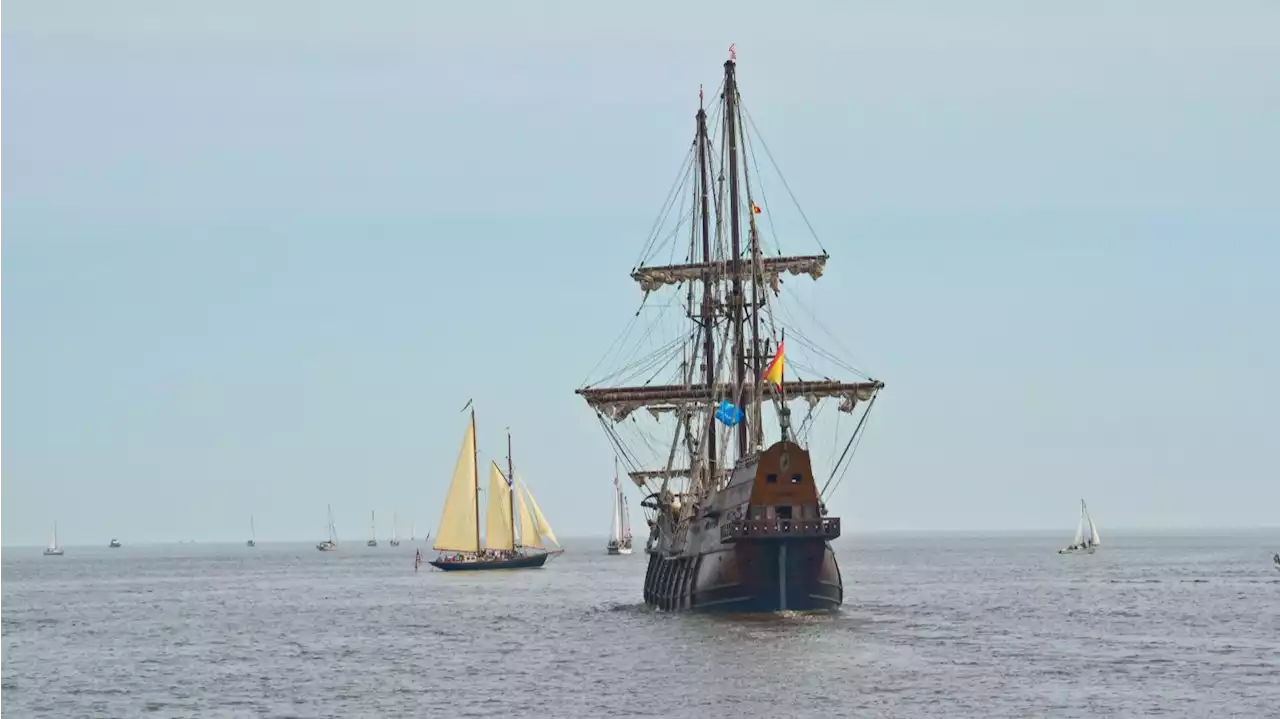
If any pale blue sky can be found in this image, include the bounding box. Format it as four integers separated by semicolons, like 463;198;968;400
4;1;1278;545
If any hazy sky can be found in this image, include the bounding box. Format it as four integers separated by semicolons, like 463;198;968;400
4;1;1278;545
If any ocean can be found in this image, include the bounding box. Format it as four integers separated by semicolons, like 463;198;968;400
3;531;1277;718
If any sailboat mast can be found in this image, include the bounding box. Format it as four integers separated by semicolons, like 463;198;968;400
472;408;480;553
507;429;517;551
723;56;748;460
696;94;717;474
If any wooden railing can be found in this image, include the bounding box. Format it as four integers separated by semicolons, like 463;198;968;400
719;517;841;542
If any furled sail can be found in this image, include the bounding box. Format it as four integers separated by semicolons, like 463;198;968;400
515;485;543;549
520;477;559;547
483;462;514;551
433;420;479;553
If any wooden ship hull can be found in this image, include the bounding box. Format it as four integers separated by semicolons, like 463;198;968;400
642;440;842;612
429;552;549;572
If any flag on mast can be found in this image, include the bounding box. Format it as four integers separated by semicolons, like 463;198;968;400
762;340;785;388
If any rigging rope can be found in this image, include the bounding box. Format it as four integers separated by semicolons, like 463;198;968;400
819;394;878;500
741;106;828;255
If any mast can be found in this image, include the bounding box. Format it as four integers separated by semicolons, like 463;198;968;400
472;407;481;553
696;89;717;475
724;56;748;460
507;429;517;551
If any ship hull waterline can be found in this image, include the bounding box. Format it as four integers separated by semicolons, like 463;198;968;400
430;552;550;572
643;539;842;613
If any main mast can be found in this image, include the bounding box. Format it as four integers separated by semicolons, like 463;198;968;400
508;429;517;551
723;57;748;460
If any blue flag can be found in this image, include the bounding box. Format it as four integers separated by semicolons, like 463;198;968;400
715;400;744;427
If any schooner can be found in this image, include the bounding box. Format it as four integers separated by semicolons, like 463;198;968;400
575;46;884;611
429;402;560;571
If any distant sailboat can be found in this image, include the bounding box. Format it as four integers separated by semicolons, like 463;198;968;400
317;504;338;551
366;510;378;547
1059;499;1101;554
1272;552;1279;572
606;459;633;555
108;538;122;548
429;404;561;571
246;515;257;548
44;523;65;556
390;512;401;546
411;521;417;542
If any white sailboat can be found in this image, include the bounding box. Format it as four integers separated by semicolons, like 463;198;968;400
411;521;417;542
317;504;338;551
1059;498;1101;554
390;512;401;546
429;406;561;571
44;523;65;556
606;459;633;555
366;510;378;547
246;515;256;548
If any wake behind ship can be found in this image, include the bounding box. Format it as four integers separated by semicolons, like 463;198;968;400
575;47;884;612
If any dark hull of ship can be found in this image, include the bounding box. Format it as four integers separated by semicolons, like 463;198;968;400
640;440;844;613
430;552;549;571
643;539;841;612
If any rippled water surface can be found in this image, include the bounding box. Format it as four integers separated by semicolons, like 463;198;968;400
4;532;1278;717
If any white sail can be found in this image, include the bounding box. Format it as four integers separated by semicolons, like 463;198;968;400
1085;502;1102;546
621;494;632;542
520;477;558;547
483;462;515;551
391;513;398;542
515;485;543;549
1072;501;1087;546
250;515;256;541
369;510;377;543
609;481;623;543
328;505;338;543
48;523;59;551
433;419;480;553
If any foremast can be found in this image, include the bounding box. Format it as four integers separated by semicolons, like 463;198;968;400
576;48;884;517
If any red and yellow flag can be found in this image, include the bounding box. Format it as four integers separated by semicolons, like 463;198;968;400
762;340;785;387
751;201;762;215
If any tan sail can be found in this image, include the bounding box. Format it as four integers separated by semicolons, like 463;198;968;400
483;462;514;551
432;419;479;553
515;484;543;549
520;478;559;547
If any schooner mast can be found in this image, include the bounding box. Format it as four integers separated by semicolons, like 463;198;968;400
576;47;883;513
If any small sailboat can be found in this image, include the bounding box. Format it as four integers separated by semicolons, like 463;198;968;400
411;521;417;542
44;523;65;556
246;515;257;548
366;510;378;547
1059;499;1101;554
429;403;561;571
390;512;401;546
316;504;338;551
606;459;633;555
108;538;122;548
1272;552;1279;572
